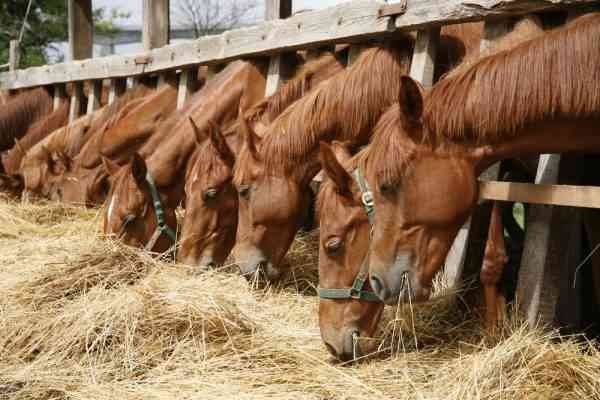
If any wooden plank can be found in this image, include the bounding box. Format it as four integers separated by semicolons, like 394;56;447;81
176;67;199;110
4;0;594;90
143;0;170;51
516;155;583;325
9;40;20;71
264;0;293;97
69;81;84;123
68;0;93;61
53;84;67;111
108;78;126;104
479;181;600;208
409;28;440;87
86;80;102;115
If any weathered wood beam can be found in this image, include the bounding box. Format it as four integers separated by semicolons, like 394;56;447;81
143;0;170;51
264;0;293;97
9;40;20;71
108;78;126;104
479;181;600;208
86;80;102;115
4;0;596;90
68;81;84;123
53;84;67;111
68;0;93;61
408;28;440;87
176;67;199;110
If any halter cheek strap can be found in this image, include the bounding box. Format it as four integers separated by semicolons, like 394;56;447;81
143;172;178;253
318;167;382;303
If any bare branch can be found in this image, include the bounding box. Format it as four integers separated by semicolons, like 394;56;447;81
171;0;258;38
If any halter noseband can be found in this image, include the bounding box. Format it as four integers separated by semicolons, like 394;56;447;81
117;172;178;253
318;168;381;303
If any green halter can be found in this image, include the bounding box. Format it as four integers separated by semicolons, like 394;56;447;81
143;172;178;253
318;168;381;303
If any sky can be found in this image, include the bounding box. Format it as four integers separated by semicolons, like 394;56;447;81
77;0;351;58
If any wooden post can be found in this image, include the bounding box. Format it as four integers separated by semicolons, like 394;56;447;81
445;20;510;290
143;0;170;51
69;81;84;123
68;0;93;61
126;77;138;89
53;84;67;111
409;28;441;87
177;67;199;110
9;40;20;71
516;10;586;328
86;80;102;115
108;78;126;104
264;0;293;96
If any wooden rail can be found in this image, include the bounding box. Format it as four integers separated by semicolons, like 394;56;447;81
1;0;598;89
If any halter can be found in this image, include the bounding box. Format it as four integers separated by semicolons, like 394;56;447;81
143;172;178;252
318;168;381;303
117;172;178;253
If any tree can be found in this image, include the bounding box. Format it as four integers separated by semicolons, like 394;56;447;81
0;2;130;69
0;0;68;68
171;0;258;38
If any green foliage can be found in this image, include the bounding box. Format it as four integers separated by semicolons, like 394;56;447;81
0;2;130;69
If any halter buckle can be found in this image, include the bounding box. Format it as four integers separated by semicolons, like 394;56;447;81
361;191;374;208
350;289;361;300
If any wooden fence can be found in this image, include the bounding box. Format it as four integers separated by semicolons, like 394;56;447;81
2;0;600;327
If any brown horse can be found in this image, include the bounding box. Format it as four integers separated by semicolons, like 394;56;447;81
19;84;153;201
0;87;53;153
54;81;179;206
233;25;483;281
103;60;267;253
362;14;600;304
178;49;347;268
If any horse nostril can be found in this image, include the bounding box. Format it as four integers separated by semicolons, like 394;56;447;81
324;342;338;357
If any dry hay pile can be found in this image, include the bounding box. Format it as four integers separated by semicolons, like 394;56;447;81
0;196;599;400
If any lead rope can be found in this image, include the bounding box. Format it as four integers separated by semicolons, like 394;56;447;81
572;241;600;289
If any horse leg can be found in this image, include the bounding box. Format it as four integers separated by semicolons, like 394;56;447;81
481;202;509;333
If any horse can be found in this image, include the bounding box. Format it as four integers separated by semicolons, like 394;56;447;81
178;49;347;268
102;60;268;254
53;79;180;206
19;84;153;201
358;14;600;305
0;86;53;153
233;24;482;281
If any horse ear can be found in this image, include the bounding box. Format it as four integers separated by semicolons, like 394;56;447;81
189;117;206;145
398;76;424;128
130;153;147;187
101;156;121;176
207;120;235;168
239;115;261;161
319;141;353;197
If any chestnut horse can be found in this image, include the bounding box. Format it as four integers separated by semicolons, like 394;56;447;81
19;84;153;201
54;81;179;206
360;14;600;304
233;25;482;281
178;49;347;268
103;60;267;254
0;87;53;153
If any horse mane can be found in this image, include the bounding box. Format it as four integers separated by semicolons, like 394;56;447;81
423;13;600;145
2;101;70;175
0;87;53;152
235;36;414;184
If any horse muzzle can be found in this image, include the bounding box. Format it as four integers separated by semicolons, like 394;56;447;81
236;246;281;281
369;251;417;305
323;327;361;362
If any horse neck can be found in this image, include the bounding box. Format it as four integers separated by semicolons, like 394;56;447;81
477;117;600;175
148;62;266;187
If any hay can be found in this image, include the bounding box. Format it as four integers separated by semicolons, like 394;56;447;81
1;199;599;400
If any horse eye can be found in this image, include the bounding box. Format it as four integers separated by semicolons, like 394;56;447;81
325;237;344;254
238;185;250;199
379;183;394;195
203;188;218;202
